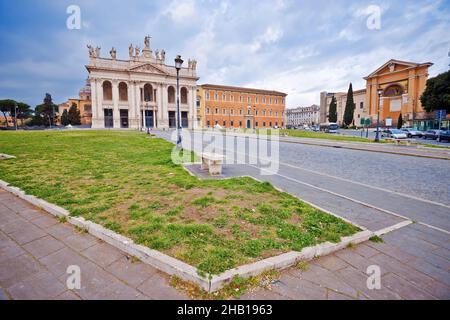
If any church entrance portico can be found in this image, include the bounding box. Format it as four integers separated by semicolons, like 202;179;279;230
87;36;199;130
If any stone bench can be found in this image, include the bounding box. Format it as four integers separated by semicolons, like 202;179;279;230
201;153;224;176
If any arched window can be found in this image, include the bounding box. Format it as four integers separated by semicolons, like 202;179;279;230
119;82;128;101
168;86;175;103
181;87;188;104
144;84;153;102
384;84;404;97
103;81;112;101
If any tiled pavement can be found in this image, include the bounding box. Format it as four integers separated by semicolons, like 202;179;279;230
1;188;449;300
0;189;187;300
240;224;450;300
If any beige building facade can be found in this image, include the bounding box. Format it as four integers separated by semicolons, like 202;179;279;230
320;89;368;127
87;36;199;130
286;105;320;128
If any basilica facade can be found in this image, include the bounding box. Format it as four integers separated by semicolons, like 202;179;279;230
86;36;199;130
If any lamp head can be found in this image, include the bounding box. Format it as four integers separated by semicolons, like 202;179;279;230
174;55;184;70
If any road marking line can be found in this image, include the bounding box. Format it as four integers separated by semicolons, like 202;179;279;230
249;164;450;235
275;159;450;209
375;221;414;236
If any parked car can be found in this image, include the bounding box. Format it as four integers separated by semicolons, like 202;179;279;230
401;128;423;138
422;130;444;140
436;130;450;142
381;129;408;139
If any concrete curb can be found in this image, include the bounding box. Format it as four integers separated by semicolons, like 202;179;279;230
0;179;373;292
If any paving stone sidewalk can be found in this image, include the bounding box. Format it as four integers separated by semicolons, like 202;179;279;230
0;189;187;300
1;188;449;300
240;223;450;300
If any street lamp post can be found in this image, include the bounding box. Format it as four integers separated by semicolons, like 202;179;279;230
375;89;383;142
174;55;184;149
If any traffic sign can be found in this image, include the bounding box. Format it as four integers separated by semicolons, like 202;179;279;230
435;110;446;120
365;118;371;126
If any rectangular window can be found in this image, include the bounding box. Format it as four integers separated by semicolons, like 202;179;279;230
214;93;218;100
215;108;219;114
255;96;259;103
207;120;210;126
247;96;251;103
239;96;243;102
230;94;234;102
222;108;226;115
223;121;226;126
230;120;234;126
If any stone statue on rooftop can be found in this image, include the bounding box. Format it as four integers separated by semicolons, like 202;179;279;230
129;44;134;58
144;35;151;49
110;47;117;60
135;46;140;57
95;46;101;58
87;45;95;58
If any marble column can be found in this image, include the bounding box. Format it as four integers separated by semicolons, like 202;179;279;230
160;84;169;129
95;80;104;128
135;83;142;130
89;78;99;128
112;81;120;128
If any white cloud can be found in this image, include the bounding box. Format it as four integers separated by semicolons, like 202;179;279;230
163;0;196;23
250;25;283;52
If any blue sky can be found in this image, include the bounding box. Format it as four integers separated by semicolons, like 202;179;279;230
0;0;449;108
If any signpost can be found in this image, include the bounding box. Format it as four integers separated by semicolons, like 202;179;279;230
435;109;446;141
360;118;371;138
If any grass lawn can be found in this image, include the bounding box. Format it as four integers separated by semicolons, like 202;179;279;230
0;130;358;275
280;129;383;143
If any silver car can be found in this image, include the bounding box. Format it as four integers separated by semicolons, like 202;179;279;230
401;128;423;138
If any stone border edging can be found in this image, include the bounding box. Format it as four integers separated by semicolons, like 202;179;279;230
0;179;373;292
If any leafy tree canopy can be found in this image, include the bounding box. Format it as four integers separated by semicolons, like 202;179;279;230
420;70;450;113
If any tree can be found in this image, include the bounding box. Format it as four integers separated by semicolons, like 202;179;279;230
16;102;32;127
0;99;16;127
397;113;403;129
328;96;337;123
343;83;355;127
420;70;450;113
68;103;81;125
35;93;58;127
61;109;69;126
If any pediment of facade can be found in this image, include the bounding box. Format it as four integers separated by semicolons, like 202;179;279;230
129;63;168;75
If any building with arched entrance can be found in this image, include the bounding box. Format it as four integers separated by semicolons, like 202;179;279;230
364;59;433;128
86;36;199;130
320;59;436;129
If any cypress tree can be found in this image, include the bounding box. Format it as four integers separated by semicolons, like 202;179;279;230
61;109;69;126
343;83;355;127
68;103;81;125
328;96;337;123
397;113;403;129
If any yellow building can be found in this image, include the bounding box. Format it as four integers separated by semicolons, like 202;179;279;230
365;59;433;128
58;80;93;125
197;84;287;129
